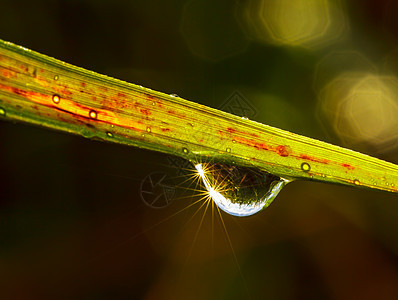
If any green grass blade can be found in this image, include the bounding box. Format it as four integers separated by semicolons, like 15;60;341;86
0;39;397;193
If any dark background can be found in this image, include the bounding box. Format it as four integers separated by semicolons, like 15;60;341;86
1;0;398;299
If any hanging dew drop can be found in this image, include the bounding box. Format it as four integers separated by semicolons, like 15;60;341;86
195;163;289;217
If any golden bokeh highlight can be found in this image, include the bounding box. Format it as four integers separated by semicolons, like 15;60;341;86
313;51;377;93
240;0;348;49
318;72;398;152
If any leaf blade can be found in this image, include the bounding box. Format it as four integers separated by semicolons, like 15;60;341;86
0;39;397;193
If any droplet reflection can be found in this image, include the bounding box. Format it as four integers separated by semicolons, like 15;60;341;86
196;163;289;217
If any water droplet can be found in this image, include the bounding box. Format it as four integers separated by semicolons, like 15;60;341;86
301;162;311;172
170;94;179;98
111;124;114;128
106;132;113;137
354;179;360;186
89;110;97;119
146;127;151;133
182;147;189;154
195;163;289;217
81;129;94;138
54;75;59;81
241;116;249;120
226;148;231;153
52;94;60;104
0;107;6;116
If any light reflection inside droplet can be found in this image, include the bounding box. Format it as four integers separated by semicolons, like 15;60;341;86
195;163;289;217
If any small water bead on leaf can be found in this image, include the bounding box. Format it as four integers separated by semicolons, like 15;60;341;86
54;75;59;81
170;94;179;98
89;110;97;119
146;127;151;133
301;162;311;172
182;147;189;154
195;163;289;217
52;94;60;104
106;132;113;137
0;107;6;116
354;179;360;186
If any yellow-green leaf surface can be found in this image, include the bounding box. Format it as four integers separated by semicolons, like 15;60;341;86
0;39;397;193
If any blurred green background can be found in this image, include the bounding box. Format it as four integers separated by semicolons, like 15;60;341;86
1;0;398;298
